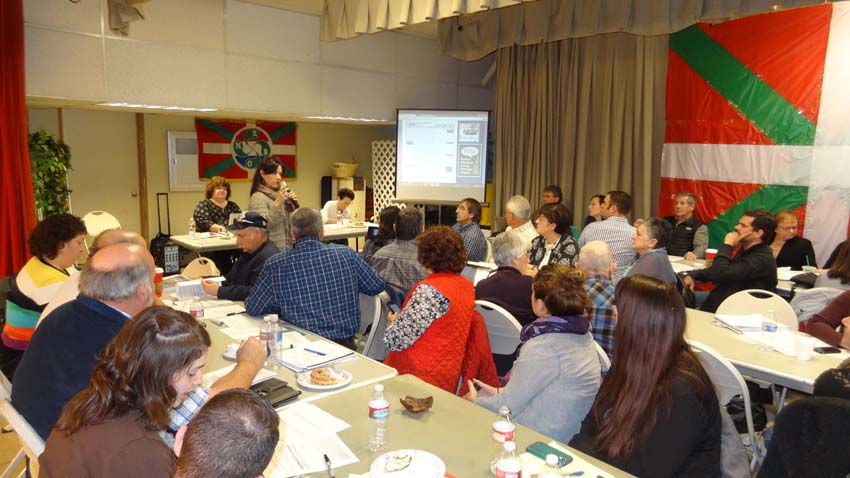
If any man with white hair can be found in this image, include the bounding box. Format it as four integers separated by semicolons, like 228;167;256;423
504;195;537;244
576;241;616;358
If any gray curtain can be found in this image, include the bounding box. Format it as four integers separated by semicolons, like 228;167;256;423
491;32;668;222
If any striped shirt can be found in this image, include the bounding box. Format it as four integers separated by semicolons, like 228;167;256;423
578;216;637;284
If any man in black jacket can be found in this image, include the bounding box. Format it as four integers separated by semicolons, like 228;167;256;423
202;211;278;300
683;209;777;313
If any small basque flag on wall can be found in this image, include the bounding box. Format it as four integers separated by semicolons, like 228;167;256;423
195;118;297;181
659;3;850;265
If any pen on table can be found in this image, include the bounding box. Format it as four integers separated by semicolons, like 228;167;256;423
226;310;246;316
323;453;335;478
304;348;327;356
209;319;226;327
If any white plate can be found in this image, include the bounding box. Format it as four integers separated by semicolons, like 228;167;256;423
370;449;446;478
222;345;239;361
295;368;352;391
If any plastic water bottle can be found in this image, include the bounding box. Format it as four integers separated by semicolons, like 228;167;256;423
336;209;343;224
368;384;389;451
760;308;777;351
538;454;563;477
188;217;196;238
493;441;521;478
490;406;516;473
259;316;271;347
266;316;279;369
189;297;204;319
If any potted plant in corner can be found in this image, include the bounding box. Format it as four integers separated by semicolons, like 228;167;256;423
28;130;72;220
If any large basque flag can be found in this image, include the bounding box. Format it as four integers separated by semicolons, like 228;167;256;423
195;118;296;180
659;3;850;265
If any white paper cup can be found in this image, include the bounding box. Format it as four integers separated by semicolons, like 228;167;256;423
795;336;815;361
802;265;818;273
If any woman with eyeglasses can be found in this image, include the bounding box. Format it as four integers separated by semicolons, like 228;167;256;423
569;275;721;477
770;210;816;270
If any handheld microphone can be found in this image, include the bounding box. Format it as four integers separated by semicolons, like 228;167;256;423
280;181;300;208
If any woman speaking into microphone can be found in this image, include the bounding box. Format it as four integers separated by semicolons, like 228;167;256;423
249;157;299;251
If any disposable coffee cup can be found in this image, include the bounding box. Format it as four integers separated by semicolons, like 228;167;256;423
154;267;164;297
795;335;815;361
705;248;718;267
802;265;818;273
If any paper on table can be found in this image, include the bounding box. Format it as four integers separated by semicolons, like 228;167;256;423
264;431;358;478
519;441;617;478
176;277;226;299
203;304;247;319
776;267;809;281
277;340;354;372
670;262;697;273
202;364;276;388
279;403;350;437
714;313;765;332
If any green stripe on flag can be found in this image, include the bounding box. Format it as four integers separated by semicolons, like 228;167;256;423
670;26;816;145
706;185;809;248
204;157;235;178
282;163;296;178
269;123;295;142
199;119;235;141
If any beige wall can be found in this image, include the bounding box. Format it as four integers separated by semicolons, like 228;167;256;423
27;107;393;241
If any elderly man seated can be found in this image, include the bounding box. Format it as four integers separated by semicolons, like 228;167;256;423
202;211;279;301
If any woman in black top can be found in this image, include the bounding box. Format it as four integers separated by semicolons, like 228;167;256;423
362;205;400;263
771;210;816;270
570;275;721;478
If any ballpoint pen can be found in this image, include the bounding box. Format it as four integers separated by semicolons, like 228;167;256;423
324;453;335;478
304;348;327;356
225;310;246;316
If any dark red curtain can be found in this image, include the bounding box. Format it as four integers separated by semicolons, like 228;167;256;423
0;0;36;277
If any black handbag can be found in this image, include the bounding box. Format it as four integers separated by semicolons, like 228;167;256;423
726;395;767;433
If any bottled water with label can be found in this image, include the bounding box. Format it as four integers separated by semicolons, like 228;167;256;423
368;384;389;451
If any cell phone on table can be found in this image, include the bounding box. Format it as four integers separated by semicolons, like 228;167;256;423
388;303;401;314
526;441;573;467
814;346;842;354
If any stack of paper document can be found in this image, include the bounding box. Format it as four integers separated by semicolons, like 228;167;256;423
714;313;765;332
175;277;225;299
277;340;354;372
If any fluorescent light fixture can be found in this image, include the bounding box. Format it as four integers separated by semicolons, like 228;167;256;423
304;115;387;122
97;102;218;112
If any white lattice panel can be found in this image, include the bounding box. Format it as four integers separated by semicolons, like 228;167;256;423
372;140;398;217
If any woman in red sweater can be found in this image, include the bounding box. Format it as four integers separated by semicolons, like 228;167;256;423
384;226;476;392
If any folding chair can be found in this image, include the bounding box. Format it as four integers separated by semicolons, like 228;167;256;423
0;372;42;478
356;293;381;351
182;257;220;279
362;300;390;361
593;341;611;374
82;211;121;253
690;340;763;471
474;300;522;355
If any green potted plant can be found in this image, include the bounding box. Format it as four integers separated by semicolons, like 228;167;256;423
29;130;72;220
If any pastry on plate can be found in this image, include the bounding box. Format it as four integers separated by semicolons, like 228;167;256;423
309;367;341;386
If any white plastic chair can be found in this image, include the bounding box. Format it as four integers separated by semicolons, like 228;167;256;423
0;372;43;477
362;301;390;361
0;372;26;478
593;340;611;374
182;257;220;279
356;293;381;351
474;300;522;355
689;340;763;471
82;211;121;252
716;289;798;331
485;238;494;263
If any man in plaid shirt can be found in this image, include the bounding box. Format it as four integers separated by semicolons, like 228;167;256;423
577;241;617;359
246;208;385;345
370;207;427;305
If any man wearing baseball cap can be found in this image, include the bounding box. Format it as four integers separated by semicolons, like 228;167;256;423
202;211;279;300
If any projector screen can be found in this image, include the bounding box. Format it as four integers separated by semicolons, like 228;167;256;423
396;109;489;204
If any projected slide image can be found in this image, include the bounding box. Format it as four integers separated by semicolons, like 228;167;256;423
459;122;481;142
457;144;482;177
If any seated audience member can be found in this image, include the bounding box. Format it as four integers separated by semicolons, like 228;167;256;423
504;195;537;244
627;217;677;285
321;187;355;224
384;226;476;392
576;241;616;358
529;203;579;269
453;197;488;262
813;357;850;400
39;307;210;478
815;240;850;290
38;229;146;324
583;194;606;229
465;265;601;443
201;211;279;301
579;191;637;284
370;207;427;305
1;213;86;378
570;275;721;478
664;192;708;260
193;176;242;275
476;231;535;326
13;244;265;441
683;209;777;313
770;210;816;270
173;389;279;478
193;176;241;234
808;289;850;349
246;207;384;346
361;205;400;263
541;185;562;205
824;239;848;269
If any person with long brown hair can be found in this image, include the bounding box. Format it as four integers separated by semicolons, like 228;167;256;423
569;275;721;477
39;306;212;478
815;240;850;290
249;156;299;251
